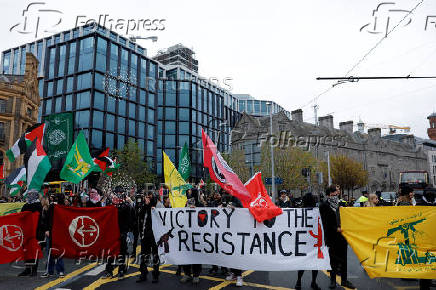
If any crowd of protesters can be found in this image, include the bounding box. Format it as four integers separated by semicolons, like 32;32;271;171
1;182;434;289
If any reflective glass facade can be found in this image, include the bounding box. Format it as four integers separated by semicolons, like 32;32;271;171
1;24;241;178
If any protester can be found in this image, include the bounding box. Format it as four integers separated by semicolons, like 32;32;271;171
137;191;160;283
364;193;379;207
277;190;292;208
18;189;44;277
225;195;245;287
295;192;321;290
42;193;65;278
180;188;202;284
102;186;133;280
86;188;102;207
319;185;355;289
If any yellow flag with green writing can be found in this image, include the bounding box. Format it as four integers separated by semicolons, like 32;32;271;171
0;202;25;216
340;206;436;279
163;151;192;208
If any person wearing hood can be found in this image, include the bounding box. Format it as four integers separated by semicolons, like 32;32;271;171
319;185;355;289
18;189;44;277
277;190;292;208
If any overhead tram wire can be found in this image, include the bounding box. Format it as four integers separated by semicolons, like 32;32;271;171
299;0;426;111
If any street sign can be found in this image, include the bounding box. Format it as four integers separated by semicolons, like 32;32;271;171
265;177;283;185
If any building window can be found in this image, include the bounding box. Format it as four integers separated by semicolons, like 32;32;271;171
93;111;104;129
96;37;107;73
67;42;77;75
75;110;90;128
118;117;126;134
0;122;5;141
106;114;115;131
76;91;91;109
78;37;94;72
94;91;105;110
92;130;103;148
0;99;7;113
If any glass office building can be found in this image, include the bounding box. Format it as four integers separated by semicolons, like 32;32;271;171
156;66;240;178
1;24;241;178
234;94;290;118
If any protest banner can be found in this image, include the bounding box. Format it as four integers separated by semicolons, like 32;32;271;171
51;205;120;259
0;211;42;264
152;207;330;271
340;206;436;279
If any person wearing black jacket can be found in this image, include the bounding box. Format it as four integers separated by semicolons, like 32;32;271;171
225;195;245;287
102;186;134;280
180;188;203;284
319;185;355;289
136;191;160;283
18;190;44;277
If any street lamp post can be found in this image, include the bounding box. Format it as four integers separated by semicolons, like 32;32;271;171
267;103;276;201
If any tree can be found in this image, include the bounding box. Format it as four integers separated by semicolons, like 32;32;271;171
330;154;369;199
222;148;251;183
111;139;157;190
255;144;325;193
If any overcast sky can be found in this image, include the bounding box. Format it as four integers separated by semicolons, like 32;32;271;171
1;0;435;138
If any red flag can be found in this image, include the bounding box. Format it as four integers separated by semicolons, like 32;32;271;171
245;172;283;222
0;163;4;181
0;211;42;264
202;129;251;207
51;205;120;259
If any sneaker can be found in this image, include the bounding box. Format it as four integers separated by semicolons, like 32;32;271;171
341;280;356;289
192;277;200;284
236;276;243;287
225;274;236;281
41;272;51;278
180;275;192;283
102;271;113;279
59;272;65;278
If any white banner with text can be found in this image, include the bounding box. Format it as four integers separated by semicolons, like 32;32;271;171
152;207;331;271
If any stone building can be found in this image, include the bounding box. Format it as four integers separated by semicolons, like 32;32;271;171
231;110;429;193
0;53;40;175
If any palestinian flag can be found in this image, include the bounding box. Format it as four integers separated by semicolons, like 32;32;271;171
6;123;45;162
24;139;51;191
5;167;26;197
93;148;120;176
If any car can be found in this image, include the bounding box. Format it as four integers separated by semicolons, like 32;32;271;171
381;192;396;204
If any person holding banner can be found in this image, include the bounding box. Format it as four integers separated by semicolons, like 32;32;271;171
180;188;202;284
137;191;160;283
18;190;44;277
319;185;355;289
395;186;432;290
295;192;321;290
225;195;245;287
102;186;133;280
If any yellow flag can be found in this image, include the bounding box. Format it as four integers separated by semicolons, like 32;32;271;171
0;202;25;216
340;206;436;279
163;151;191;208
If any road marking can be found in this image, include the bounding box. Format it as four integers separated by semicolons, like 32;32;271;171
321;270;357;290
209;270;255;290
35;262;98;290
85;264;106;276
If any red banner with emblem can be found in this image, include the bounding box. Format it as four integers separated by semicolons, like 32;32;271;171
202;129;252;207
51;205;120;259
245;172;283;222
0;211;42;264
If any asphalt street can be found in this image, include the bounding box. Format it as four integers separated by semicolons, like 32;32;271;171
0;247;430;290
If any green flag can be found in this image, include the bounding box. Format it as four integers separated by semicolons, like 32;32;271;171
178;142;191;181
44;112;73;161
60;131;99;184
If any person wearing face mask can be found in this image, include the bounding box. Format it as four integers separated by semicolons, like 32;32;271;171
319;185;355;289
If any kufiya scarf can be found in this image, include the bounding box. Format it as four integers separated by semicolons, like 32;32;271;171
326;195;339;212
